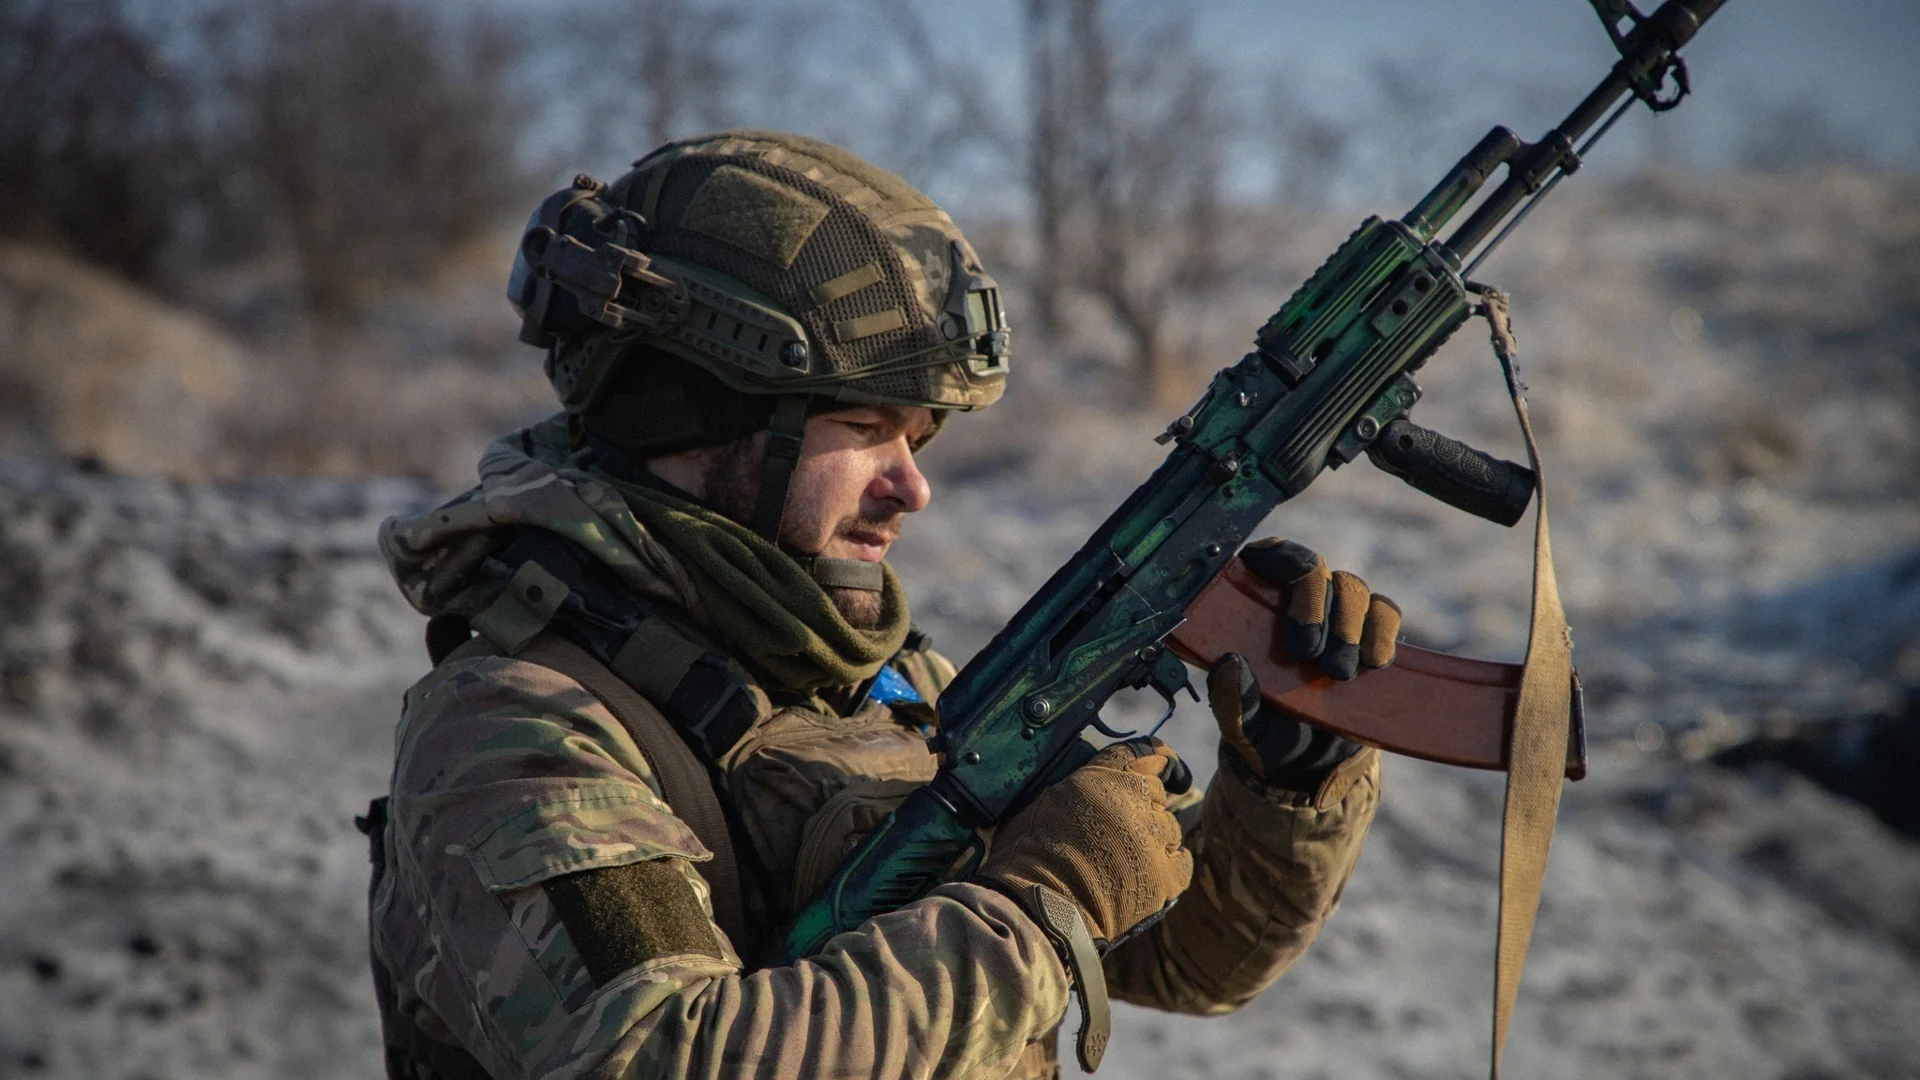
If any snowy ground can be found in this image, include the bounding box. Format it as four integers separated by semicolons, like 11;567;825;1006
1;170;1916;1079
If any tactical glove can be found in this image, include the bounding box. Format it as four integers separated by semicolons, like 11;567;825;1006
979;739;1194;948
1212;537;1401;788
1240;536;1401;680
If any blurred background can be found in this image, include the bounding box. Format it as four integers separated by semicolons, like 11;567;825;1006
3;0;1915;481
1;0;1917;1077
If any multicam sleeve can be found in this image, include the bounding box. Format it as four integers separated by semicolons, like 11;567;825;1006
1100;744;1381;1014
384;654;1069;1080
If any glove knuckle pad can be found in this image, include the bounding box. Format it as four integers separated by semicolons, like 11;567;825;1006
981;751;1192;942
1242;537;1324;586
1361;596;1402;668
1328;571;1371;646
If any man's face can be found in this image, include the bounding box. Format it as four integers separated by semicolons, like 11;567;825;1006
697;403;935;627
780;404;935;560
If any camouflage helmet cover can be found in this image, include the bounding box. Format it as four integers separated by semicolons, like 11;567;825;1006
520;130;1010;416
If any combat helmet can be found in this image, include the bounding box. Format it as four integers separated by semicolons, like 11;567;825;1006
508;129;1010;548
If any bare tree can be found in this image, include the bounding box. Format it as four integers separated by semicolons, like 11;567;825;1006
0;0;203;282
1367;57;1453;202
1023;0;1078;338
864;0;1017;189
1737;100;1871;174
560;0;744;163
233;0;532;324
1023;0;1232;401
635;0;742;147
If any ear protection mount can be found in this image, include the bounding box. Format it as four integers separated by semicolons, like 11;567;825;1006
509;174;691;349
510;174;817;398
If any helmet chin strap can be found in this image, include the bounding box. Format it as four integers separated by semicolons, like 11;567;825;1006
787;553;885;593
750;396;886;595
750;396;809;544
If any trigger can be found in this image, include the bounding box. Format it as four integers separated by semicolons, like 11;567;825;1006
1149;649;1197;704
1143;648;1197;738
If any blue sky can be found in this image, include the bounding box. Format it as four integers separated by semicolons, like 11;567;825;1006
1195;0;1919;170
518;0;1918;217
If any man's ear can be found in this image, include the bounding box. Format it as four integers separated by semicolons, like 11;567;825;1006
643;444;718;501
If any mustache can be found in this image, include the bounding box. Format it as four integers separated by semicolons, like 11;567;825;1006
836;512;903;543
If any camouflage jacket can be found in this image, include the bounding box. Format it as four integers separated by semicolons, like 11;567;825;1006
372;421;1381;1079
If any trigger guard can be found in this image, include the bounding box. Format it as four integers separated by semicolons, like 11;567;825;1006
1097;645;1197;741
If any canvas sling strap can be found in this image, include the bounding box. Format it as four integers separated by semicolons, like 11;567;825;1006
1474;286;1576;1079
446;622;749;951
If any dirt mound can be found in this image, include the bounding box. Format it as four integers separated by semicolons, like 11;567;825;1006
3;456;1917;1080
0;460;435;1078
0;246;251;478
0;242;552;486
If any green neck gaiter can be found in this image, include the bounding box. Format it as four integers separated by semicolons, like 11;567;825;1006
599;472;910;692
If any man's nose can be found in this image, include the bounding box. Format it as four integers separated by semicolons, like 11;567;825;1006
873;439;931;513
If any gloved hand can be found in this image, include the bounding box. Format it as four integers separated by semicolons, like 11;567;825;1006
1240;536;1401;681
1211;537;1400;787
979;739;1194;948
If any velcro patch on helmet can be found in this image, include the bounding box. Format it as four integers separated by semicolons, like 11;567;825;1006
809;262;884;305
681;165;829;270
833;308;908;343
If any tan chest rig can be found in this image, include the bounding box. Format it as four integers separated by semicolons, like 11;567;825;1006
714;678;942;943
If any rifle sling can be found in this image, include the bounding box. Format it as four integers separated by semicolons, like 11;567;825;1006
1480;288;1574;1079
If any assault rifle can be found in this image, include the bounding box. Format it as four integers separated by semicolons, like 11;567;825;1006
782;0;1724;1044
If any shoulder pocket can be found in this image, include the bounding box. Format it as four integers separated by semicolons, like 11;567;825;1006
466;779;711;893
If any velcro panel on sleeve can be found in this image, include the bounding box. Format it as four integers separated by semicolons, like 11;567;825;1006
544;859;726;982
465;780;711;893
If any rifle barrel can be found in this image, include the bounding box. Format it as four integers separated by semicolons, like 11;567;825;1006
1442;0;1727;262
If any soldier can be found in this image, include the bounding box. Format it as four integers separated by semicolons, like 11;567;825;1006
367;130;1398;1079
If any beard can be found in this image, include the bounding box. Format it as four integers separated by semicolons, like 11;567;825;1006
822;581;884;630
703;434;893;631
